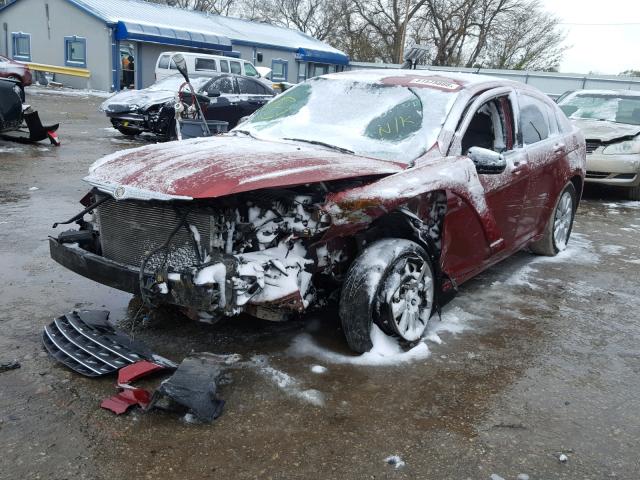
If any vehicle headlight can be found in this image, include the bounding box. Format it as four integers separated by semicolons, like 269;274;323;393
602;140;640;155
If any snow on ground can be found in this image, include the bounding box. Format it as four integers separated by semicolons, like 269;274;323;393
603;201;640;210
384;455;406;469
249;355;325;407
288;306;475;367
0;145;26;154
26;85;113;99
599;244;625;255
506;233;599;288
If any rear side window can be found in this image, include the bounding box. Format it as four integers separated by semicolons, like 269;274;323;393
195;58;217;71
520;94;550;144
158;55;170;69
230;61;242;75
219;60;229;73
244;63;259;77
212;76;234;94
238;77;269;95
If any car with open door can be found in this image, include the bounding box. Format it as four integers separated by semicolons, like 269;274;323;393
101;73;274;138
50;70;585;353
557;89;640;199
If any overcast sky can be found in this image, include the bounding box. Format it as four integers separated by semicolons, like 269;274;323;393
542;0;640;75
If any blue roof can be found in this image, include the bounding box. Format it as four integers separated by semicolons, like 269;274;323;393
68;0;348;63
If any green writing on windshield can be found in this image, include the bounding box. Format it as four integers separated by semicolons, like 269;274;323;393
365;98;423;142
250;83;312;124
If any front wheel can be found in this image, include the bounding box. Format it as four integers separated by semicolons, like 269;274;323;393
116;125;140;136
530;182;577;256
339;239;435;353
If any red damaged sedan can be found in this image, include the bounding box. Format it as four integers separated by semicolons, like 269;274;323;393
50;70;586;353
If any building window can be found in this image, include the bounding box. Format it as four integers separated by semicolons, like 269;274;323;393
297;62;307;83
271;59;288;82
12;32;31;61
65;36;86;67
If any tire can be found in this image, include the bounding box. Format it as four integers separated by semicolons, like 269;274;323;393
627;185;640;201
339;239;435;353
116;126;140;136
530;182;577;256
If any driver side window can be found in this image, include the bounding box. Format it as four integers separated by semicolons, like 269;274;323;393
461;96;514;155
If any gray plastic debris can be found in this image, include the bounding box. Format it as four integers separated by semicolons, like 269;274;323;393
147;353;226;422
0;360;21;373
558;453;568;463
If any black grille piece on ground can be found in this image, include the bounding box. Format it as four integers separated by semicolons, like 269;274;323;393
42;310;176;377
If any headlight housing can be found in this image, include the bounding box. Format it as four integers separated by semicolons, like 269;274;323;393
602;139;640;155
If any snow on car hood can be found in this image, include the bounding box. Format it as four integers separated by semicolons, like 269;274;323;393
85;134;405;200
100;88;175;112
572;118;640;142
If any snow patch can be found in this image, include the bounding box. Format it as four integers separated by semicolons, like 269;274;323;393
311;365;327;374
250;355;325;407
599;244;625;255
384;455;405;469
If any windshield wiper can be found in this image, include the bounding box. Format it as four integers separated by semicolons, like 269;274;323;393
234;129;257;138
283;138;354;155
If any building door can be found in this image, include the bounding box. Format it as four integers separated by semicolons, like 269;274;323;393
120;42;135;89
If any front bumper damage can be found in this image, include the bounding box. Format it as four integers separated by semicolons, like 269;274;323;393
49;235;312;319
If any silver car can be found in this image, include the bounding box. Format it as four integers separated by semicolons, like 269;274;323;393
558;90;640;200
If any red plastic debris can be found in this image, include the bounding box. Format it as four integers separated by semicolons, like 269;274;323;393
100;388;152;415
117;360;167;385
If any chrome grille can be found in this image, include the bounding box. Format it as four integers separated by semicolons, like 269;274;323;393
97;198;212;270
585;141;601;154
586;171;610;179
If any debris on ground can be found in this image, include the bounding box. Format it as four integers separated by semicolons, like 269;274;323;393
558;453;569;463
42;310;176;377
147;353;227;423
101;387;153;415
0;360;21;373
490;475;505;480
384;455;406;469
517;474;530;480
310;365;327;374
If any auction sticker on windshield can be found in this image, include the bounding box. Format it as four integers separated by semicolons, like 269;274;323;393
381;75;464;92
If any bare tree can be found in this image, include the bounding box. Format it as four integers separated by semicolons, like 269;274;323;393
349;0;429;63
481;1;567;70
243;0;341;41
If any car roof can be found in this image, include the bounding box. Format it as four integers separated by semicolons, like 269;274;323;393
323;68;519;91
568;89;640;97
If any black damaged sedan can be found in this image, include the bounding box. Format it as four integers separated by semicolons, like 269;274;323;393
101;73;275;139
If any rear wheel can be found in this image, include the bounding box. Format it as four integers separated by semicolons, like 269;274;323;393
339;239;435;353
530;183;577;256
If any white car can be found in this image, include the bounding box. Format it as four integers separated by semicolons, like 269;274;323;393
558;89;640;199
155;51;261;82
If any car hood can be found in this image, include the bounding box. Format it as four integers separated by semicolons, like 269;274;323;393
101;88;175;112
572;118;640;142
85;135;405;200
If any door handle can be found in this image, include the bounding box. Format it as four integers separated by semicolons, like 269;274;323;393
553;143;566;154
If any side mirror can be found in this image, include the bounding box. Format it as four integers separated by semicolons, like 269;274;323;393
467;147;506;174
207;89;221;98
173;54;189;83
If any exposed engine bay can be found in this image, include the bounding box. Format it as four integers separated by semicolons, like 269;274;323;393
60;182;368;322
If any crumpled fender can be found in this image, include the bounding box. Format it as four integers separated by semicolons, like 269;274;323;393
322;156;505;253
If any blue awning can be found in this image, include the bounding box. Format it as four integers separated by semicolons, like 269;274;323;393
115;21;232;51
296;47;349;66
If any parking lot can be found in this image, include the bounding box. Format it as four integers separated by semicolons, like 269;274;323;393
1;88;639;480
